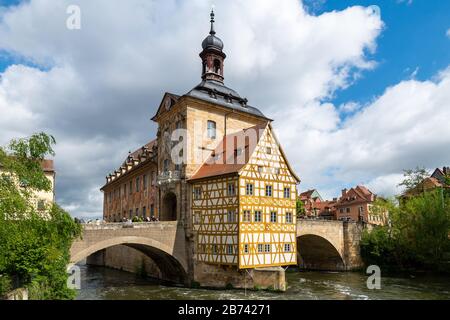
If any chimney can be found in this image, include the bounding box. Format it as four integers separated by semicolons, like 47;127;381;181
341;189;347;197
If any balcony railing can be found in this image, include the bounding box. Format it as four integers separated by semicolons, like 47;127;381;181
157;170;181;185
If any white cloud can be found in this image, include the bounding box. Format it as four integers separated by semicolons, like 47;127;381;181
3;0;447;217
447;28;450;38
275;67;450;199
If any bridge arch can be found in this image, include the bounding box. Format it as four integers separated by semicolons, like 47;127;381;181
297;234;345;271
70;235;188;284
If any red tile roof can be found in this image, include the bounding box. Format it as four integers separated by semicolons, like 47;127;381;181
122;139;157;166
299;189;315;198
189;123;267;181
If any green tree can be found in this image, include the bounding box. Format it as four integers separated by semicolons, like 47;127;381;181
398;166;430;193
296;198;305;217
361;189;450;273
0;133;81;299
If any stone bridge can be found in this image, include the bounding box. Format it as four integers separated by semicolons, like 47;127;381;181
296;220;366;271
70;219;367;285
69;221;189;284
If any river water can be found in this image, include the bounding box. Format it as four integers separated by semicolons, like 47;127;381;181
75;264;450;300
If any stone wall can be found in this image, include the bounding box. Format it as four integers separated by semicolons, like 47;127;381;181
5;288;28;300
343;222;368;270
87;245;162;279
193;261;286;291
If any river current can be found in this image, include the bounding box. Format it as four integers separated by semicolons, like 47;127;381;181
75;264;450;300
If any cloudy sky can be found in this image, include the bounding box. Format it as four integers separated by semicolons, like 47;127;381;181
0;0;449;218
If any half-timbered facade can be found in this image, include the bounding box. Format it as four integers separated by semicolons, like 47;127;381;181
101;10;300;281
190;123;299;269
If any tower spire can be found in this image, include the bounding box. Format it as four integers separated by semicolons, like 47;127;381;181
200;8;226;83
210;8;216;35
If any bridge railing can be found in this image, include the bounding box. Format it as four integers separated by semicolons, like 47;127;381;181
81;221;179;230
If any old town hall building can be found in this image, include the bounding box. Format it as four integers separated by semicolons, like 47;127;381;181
101;11;300;282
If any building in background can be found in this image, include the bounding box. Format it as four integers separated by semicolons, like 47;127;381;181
299;189;323;217
0;159;55;213
401;166;449;199
101;140;158;222
335;185;386;225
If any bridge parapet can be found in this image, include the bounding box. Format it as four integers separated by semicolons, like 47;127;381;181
81;221;179;231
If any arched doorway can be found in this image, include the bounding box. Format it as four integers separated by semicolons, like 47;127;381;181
161;192;177;221
297;235;345;271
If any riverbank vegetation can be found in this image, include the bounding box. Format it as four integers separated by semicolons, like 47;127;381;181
0;133;81;299
361;168;450;274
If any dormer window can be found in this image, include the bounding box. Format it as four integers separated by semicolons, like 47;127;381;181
207;120;216;139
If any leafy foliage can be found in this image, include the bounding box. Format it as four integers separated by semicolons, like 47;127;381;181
0;133;81;299
296;199;305;217
398;166;430;192
361;189;450;273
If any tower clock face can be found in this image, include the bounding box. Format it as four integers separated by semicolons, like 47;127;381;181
164;97;171;110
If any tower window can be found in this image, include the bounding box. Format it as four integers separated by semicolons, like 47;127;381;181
207;120;216;139
214;59;221;74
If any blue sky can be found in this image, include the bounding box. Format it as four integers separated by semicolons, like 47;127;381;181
305;0;450;108
1;1;449;107
0;0;449;217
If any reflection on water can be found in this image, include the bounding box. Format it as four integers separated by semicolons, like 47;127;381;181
76;264;450;300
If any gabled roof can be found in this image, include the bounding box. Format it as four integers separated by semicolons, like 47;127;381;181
336;185;375;206
299;189;323;201
151;92;180;121
431;167;449;184
267;123;300;183
188;123;267;181
188;122;300;183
